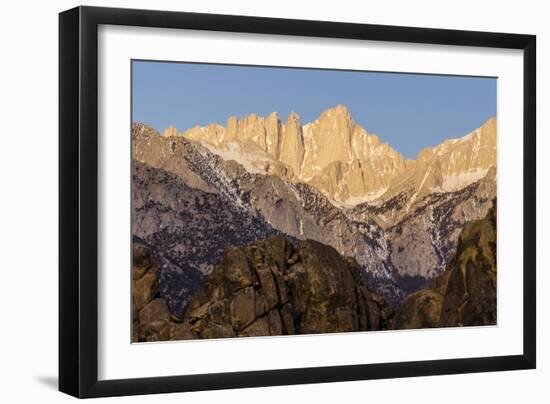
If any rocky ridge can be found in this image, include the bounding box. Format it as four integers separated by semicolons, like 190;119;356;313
174;105;496;208
132;235;395;342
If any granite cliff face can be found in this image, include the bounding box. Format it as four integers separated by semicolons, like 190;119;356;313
301;105;406;203
176;105;495;208
133;235;394;342
179;105;408;203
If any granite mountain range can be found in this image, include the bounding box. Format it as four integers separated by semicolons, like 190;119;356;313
132;105;496;316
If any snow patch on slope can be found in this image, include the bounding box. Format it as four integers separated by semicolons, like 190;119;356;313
341;187;389;206
432;168;489;193
200;140;278;175
326;187;389;208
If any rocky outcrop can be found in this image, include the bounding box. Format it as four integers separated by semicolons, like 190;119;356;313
132;243;159;313
393;271;450;329
132;243;191;342
395;200;497;329
171;235;394;340
439;198;497;326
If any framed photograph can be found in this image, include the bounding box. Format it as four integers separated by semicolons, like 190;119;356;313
59;6;536;398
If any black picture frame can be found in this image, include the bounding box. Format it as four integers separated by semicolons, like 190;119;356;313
59;5;536;398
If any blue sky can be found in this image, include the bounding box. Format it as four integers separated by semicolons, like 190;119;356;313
132;60;496;159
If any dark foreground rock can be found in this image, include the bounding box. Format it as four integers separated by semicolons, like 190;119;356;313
395;199;497;329
134;236;395;341
132;242;201;342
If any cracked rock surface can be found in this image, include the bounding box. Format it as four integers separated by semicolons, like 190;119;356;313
133;235;395;341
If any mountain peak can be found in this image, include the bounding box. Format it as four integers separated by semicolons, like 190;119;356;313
162;125;180;137
287;111;301;123
324;103;351;116
317;105;353;125
267;111;280;121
